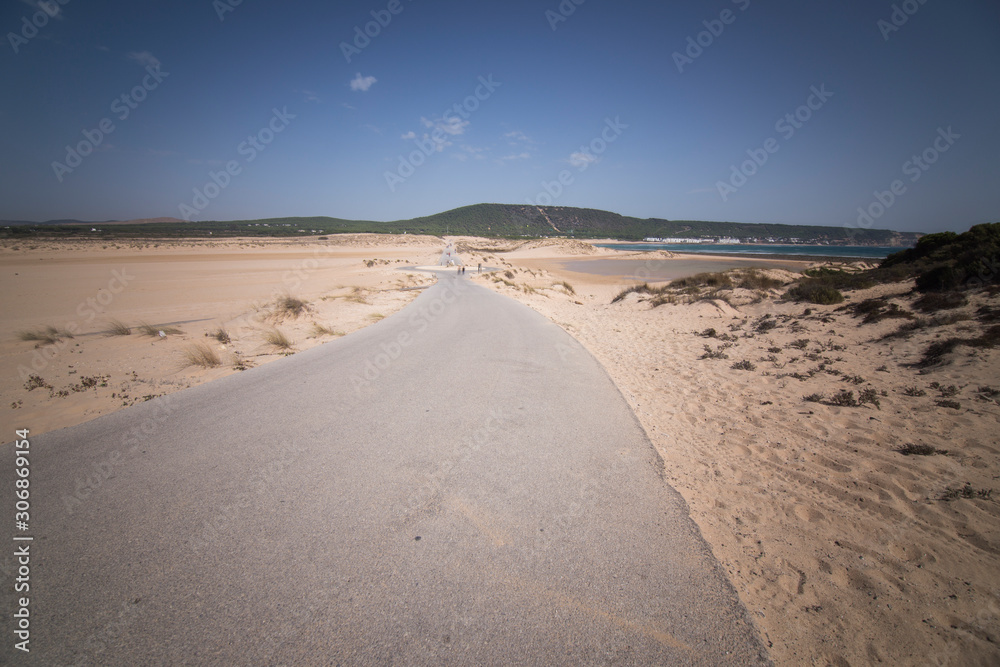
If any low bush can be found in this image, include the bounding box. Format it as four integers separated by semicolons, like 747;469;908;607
912;292;968;314
785;282;844;305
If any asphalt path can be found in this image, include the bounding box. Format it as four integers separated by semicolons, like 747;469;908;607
2;271;770;665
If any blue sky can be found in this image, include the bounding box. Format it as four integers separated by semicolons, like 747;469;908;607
2;0;998;233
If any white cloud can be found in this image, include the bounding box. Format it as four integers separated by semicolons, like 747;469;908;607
127;51;160;69
341;102;357;110
421;115;469;136
401;131;416;140
568;151;599;168
301;89;320;103
350;73;377;92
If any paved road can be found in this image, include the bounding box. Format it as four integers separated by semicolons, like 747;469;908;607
3;272;770;665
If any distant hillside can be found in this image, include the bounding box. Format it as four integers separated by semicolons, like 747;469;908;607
405;204;918;244
2;204;920;245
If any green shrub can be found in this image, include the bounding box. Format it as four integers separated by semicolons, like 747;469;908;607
881;223;1000;292
786;282;844;305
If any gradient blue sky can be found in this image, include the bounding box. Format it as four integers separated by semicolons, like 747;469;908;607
2;0;998;232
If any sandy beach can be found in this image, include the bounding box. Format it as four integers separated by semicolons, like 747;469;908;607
3;235;998;665
1;235;442;434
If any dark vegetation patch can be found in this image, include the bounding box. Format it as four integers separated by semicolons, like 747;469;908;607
827;388;881;409
779;224;1000;308
916;324;1000;368
784;281;844;305
700;344;732;360
977;386;1000;403
754;315;778;333
784;267;879;305
669;272;732;290
877;312;974;342
896;444;947;456
976;305;1000;323
912;292;968;314
940;484;993;501
613;268;788;307
880;223;1000;292
736;269;785;291
848;298;915;324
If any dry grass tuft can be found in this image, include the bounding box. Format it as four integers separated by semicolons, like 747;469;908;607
18;325;74;345
277;296;308;317
265;328;293;349
553;280;576;295
312;323;343;337
106;319;132;336
183;343;222;368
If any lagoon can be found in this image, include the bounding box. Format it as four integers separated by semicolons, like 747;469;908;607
596;243;905;259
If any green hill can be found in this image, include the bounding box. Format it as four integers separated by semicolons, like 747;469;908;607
2;203;921;245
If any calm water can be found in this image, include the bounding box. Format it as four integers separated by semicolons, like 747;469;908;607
596;243;906;259
558;257;813;282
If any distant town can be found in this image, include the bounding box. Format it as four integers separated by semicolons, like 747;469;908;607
642;236;854;246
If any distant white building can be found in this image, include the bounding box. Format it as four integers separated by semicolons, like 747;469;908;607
643;237;710;244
